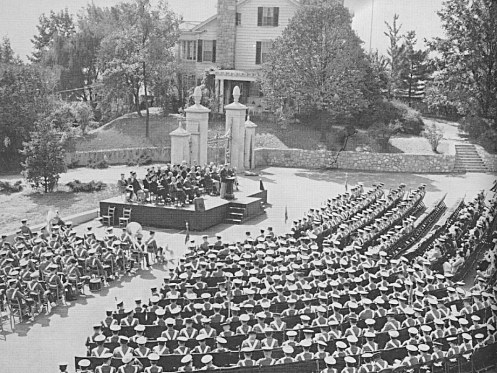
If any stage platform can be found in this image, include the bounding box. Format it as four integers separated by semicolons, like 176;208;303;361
99;189;268;231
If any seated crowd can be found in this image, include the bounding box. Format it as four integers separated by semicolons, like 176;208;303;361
1;218;161;318
72;183;497;373
118;162;238;206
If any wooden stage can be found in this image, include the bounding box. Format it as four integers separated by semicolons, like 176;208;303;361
99;189;268;231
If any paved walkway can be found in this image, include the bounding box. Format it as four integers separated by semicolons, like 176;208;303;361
390;117;466;155
1;167;496;372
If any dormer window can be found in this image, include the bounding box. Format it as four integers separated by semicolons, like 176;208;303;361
257;7;279;27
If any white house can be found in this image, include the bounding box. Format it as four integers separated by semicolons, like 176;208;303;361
178;0;344;112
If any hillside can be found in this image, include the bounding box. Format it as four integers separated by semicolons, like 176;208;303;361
74;109;461;155
75;109;176;151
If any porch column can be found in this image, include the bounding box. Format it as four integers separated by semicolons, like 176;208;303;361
218;79;225;114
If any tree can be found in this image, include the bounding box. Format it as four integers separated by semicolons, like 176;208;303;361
0;64;52;169
397;31;430;105
262;2;377;138
0;36;21;64
21;119;67;193
384;14;405;98
98;0;180;137
427;0;497;128
423;123;444;153
30;9;75;63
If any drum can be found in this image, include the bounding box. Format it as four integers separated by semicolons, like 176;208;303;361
89;278;102;293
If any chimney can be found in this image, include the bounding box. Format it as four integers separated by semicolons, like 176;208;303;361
217;0;236;69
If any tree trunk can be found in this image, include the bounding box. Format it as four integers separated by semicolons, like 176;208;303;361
134;90;142;117
143;62;150;138
318;110;328;142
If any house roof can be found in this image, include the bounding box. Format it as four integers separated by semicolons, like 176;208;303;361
191;14;218;32
238;0;300;6
182;0;301;32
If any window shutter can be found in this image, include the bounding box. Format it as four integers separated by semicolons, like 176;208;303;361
212;40;217;63
255;41;262;65
273;7;279;27
197;40;203;62
257;7;263;26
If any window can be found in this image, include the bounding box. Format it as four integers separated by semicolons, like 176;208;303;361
236;12;241;26
255;40;272;65
196;40;216;63
257;7;279;27
203;40;216;62
181;40;197;60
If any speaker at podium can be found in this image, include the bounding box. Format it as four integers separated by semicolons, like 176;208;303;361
194;197;205;212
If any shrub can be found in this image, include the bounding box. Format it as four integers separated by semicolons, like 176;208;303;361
0;180;23;194
127;152;153;166
477;129;497;154
87;158;109;169
66;180;107;193
391;100;425;135
423;124;444;153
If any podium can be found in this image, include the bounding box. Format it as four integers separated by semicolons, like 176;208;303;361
224;177;235;200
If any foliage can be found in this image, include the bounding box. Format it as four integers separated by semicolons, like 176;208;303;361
0;64;52;167
369;120;403;152
21;119;67;193
127;152;153;166
0;36;21;64
261;2;380;137
397;31;430;104
384;14;405;98
97;0;181;137
423;123;444;153
30;9;75;63
70;101;94;133
392;100;425;135
66;179;107;193
427;0;497;128
87;157;109;169
0;180;23;194
460;116;497;153
384;15;430;102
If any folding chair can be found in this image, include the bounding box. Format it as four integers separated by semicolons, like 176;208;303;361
101;206;116;226
119;207;132;228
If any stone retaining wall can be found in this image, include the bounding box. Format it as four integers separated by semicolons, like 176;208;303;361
66;147;171;167
475;147;497;172
255;148;456;173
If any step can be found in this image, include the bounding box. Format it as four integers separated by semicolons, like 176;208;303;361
225;218;242;224
229;207;245;211
228;212;245;217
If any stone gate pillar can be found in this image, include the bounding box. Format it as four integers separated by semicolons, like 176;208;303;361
169;121;191;165
224;86;247;171
185;86;210;166
244;116;257;169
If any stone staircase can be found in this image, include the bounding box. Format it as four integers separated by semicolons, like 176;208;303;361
224;205;246;224
454;144;487;172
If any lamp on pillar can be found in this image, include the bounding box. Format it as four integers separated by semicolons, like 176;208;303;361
233;85;241;103
193;86;202;106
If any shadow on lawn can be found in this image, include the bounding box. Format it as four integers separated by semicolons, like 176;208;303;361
26;191;80;209
294;169;443;193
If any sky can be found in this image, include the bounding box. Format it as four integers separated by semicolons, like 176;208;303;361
0;0;444;61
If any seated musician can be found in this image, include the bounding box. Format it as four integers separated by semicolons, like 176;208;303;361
170;177;186;206
85;249;105;278
6;278;33;316
46;264;65;306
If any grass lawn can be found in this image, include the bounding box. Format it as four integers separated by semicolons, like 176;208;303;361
0;184;119;233
72;107;464;154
